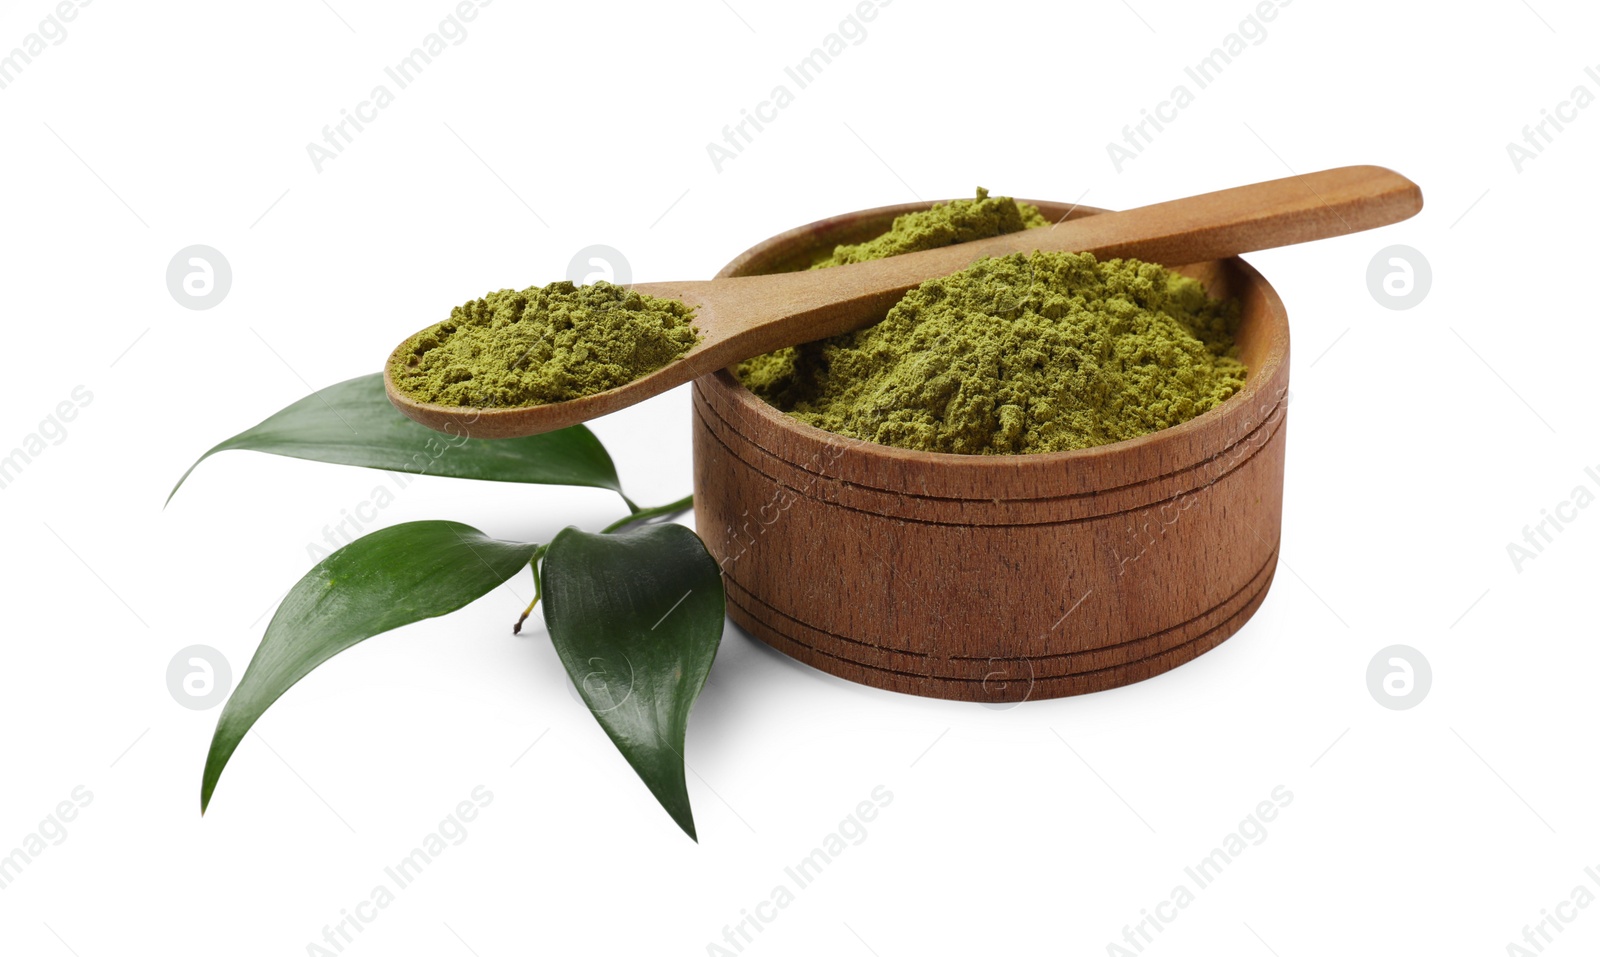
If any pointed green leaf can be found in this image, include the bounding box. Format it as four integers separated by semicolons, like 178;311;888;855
201;521;539;813
170;373;628;505
541;523;725;840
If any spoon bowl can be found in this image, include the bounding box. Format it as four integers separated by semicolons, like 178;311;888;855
385;165;1421;438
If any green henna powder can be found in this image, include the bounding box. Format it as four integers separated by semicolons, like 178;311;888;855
810;187;1049;268
391;280;698;407
737;248;1247;456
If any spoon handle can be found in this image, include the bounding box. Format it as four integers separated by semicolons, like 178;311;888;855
389;166;1422;439
1038;164;1423;265
690;165;1422;350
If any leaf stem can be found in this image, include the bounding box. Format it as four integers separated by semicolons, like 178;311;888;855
602;494;694;535
512;544;549;634
514;493;694;633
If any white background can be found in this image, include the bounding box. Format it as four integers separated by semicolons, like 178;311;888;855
1;0;1596;954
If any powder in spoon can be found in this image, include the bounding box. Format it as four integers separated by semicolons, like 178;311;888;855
737;250;1245;455
390;280;698;407
811;187;1050;268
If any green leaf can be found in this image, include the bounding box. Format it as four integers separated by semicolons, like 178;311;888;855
541;523;725;841
201;521;539;813
169;373;628;506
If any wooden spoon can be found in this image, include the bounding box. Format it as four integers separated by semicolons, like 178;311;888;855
386;165;1421;438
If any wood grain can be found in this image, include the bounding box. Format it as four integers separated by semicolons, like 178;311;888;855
389;166;1410;439
692;199;1293;702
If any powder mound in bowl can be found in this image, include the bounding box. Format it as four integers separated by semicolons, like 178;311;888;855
391;280;698;408
811;187;1049;268
737;251;1246;455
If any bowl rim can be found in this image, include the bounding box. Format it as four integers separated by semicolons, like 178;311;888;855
699;197;1292;477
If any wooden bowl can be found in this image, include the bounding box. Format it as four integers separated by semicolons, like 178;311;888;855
691;199;1289;702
